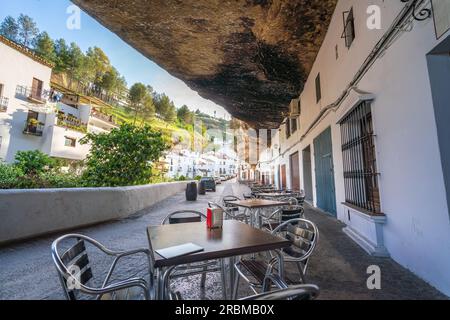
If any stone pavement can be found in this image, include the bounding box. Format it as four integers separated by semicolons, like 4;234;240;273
0;181;447;300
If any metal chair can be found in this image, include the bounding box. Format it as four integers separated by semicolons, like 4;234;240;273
52;234;154;300
160;211;227;300
233;218;319;298
208;201;248;223
241;283;319;301
261;197;304;232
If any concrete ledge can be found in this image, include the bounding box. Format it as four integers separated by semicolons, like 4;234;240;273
0;181;192;245
341;203;390;257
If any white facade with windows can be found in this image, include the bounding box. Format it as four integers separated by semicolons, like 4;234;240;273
261;0;450;295
0;36;116;163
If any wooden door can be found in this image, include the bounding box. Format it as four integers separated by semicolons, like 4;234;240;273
290;152;300;192
32;78;43;99
281;165;287;190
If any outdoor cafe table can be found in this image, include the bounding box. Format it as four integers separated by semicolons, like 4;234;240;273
147;220;290;300
228;199;289;228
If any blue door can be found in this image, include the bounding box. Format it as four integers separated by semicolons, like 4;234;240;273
314;127;337;216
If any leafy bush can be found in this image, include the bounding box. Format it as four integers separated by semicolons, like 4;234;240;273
39;172;84;189
0;163;22;189
14;150;55;175
177;175;187;181
194;175;202;181
81;123;168;187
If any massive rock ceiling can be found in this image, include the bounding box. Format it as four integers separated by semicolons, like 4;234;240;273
73;0;337;128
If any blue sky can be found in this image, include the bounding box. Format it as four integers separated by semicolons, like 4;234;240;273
0;0;229;118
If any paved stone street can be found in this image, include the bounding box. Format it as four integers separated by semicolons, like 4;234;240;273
0;182;447;300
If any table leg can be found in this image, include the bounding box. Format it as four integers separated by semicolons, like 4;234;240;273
228;256;237;300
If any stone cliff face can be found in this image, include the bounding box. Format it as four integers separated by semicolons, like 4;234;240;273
73;0;337;128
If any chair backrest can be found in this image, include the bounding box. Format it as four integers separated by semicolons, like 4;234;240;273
161;210;206;225
52;234;97;300
241;284;320;301
272;219;319;262
223;195;241;203
208;202;236;219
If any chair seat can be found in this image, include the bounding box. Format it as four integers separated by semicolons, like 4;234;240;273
100;286;146;300
237;260;298;286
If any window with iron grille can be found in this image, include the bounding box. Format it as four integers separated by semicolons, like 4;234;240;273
342;8;355;48
339;101;381;214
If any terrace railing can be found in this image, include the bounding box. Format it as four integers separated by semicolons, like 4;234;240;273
16;85;49;104
0;97;8;112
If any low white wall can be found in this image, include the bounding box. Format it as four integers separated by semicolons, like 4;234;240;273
0;181;191;245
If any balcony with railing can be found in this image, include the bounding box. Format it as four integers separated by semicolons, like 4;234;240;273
23;119;45;137
0;96;8;112
91;109;117;125
57;113;88;134
16;85;49;104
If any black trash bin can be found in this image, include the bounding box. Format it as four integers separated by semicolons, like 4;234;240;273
198;181;206;195
186;182;198;201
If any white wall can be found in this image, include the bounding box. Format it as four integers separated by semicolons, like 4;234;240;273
0;41;53;163
0;181;191;244
266;0;450;295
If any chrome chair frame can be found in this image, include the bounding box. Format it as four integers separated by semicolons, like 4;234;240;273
241;275;319;301
208;202;249;223
52;234;154;300
232;218;319;298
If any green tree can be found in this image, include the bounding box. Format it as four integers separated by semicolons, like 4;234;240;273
66;42;85;81
85;47;110;85
33;32;56;63
0;16;19;41
14;150;54;175
100;67;119;93
17;14;39;47
129;83;148;124
54;38;71;72
165;102;177;123
80;124;168;187
177;105;193;124
141;93;156;124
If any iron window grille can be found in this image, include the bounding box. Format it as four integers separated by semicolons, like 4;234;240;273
342;8;356;48
339;101;381;214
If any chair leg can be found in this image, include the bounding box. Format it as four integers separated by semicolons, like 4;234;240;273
232;269;240;300
200;267;207;289
220;259;227;300
296;262;306;283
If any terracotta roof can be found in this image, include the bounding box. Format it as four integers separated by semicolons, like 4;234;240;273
0;35;54;68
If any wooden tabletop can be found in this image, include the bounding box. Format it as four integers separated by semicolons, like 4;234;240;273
228;199;288;209
147;220;291;268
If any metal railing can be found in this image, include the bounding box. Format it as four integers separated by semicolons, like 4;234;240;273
23;121;44;137
91;110;117;125
16;85;49;103
0;96;8;112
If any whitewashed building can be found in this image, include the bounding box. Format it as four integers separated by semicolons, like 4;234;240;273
260;0;450;295
0;35;117;163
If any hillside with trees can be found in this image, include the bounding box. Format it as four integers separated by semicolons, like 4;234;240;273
0;14;229;146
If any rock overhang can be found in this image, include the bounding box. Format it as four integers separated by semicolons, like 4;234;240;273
72;0;337;128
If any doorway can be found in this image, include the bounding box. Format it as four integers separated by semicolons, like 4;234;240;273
314;127;337;216
427;35;450;218
280;165;287;190
302;146;313;202
290;152;300;192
